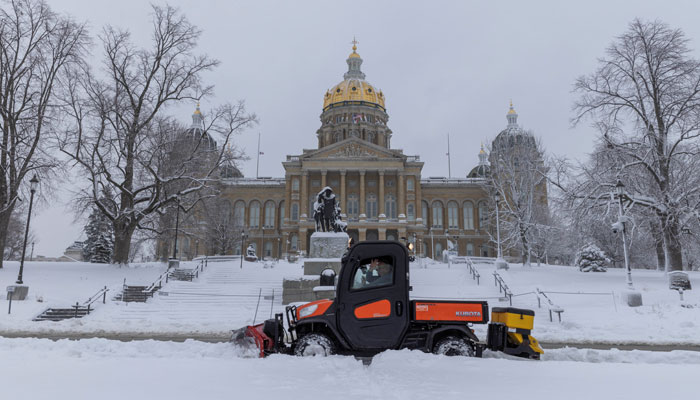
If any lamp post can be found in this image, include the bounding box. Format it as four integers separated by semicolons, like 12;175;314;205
277;237;281;261
172;197;180;260
240;230;247;269
430;227;435;261
494;191;508;270
616;180;634;290
16;174;39;285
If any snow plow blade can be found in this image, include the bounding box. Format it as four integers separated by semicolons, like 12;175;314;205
231;314;287;358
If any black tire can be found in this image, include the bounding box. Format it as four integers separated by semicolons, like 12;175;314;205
433;335;475;357
294;333;336;357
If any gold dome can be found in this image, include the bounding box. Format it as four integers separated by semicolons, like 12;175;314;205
323;40;385;111
507;100;517;115
323;79;385;111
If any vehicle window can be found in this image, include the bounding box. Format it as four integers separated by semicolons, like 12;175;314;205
351;256;394;290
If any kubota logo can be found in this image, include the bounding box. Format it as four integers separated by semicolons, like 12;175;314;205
456;311;481;317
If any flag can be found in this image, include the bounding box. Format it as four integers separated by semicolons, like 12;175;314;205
352;114;362;124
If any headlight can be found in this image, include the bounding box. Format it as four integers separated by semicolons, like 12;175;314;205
298;304;318;318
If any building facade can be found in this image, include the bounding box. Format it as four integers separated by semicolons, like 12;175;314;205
172;44;506;260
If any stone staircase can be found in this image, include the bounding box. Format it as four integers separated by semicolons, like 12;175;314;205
114;285;152;302
33;305;92;321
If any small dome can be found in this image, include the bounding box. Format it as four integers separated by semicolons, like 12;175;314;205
468;164;490;178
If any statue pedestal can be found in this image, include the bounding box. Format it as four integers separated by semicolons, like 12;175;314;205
283;232;348;304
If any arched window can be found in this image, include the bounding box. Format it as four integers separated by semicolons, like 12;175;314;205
466;243;474;256
422;201;429;225
233;201;245;227
291;203;299;221
292;178;299;191
249;201;261;228
309;195;316;217
431;201;443;228
407;203;415;221
347;194;358;217
264;201;275;228
447;201;459;229
480;244;489;257
290;234;298;250
435;242;443;259
478;201;488;230
406;177;415;191
279;201;285;226
385;194;397;219
264;241;273;258
366;193;377;218
387;233;396;241
463;201;474;230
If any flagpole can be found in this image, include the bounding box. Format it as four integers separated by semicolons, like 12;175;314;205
447;133;452;178
256;131;261;179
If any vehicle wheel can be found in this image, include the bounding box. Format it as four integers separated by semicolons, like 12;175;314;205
433;335;475;357
294;333;336;357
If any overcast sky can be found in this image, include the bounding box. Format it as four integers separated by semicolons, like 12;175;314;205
29;0;700;257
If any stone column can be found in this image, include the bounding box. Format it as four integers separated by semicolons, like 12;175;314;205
340;170;346;214
397;172;405;216
359;170;366;216
321;170;327;189
285;175;292;224
415;174;423;220
359;228;367;242
378;228;386;240
300;172;308;218
378;171;385;216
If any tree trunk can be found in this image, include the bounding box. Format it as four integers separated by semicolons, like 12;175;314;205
663;218;684;272
113;220;136;266
650;224;665;271
0;209;12;268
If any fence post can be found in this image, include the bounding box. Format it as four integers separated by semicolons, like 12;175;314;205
74;302;80;318
103;286;107;304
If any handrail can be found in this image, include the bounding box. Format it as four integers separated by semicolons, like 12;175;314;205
82;286;109;307
492;271;513;305
144;268;171;295
535;288;564;322
465;258;481;285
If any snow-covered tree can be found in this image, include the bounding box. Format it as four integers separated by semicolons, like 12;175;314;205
83;206;114;263
569;19;700;272
575;244;609;272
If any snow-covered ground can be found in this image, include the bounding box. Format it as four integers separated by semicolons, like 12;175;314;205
1;337;698;399
0;258;699;345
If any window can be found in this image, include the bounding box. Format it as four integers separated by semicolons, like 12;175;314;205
292;178;299;191
435;243;443;259
291;203;299;221
366;193;378;218
264;241;273;258
279;201;285;226
422;201;429;225
385;194;397;219
233;201;245;226
407;203;415;221
249;201;261;228
447;201;459;229
467;243;474;256
480;244;489;257
351;257;394;290
309;195;316;217
367;180;377;187
478;201;488;230
432;201;443;228
386;179;395;187
406;177;415;191
463;201;474;230
264;201;275;228
290;234;298;250
347;194;359;217
312;179;320;187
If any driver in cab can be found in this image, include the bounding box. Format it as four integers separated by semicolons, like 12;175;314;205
355;257;393;288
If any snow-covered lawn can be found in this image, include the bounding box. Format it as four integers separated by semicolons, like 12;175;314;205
1;258;699;345
1;337;698;399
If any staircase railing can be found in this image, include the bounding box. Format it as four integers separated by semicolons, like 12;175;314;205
143;268;171;297
535;288;565;322
493;271;513;305
82;286;109;314
465;258;481;285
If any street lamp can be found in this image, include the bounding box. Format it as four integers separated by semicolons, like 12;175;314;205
172;197;181;260
616;180;634;290
240;230;247;269
16;174;39;285
494;191;508;270
429;227;435;261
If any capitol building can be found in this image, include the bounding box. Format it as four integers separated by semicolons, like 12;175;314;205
170;43;537;260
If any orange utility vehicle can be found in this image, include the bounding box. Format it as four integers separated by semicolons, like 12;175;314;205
235;241;543;359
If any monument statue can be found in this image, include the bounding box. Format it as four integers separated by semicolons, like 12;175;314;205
313;187;347;233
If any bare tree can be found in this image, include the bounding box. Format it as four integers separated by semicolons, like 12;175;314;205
58;5;255;265
571;19;700;272
0;0;87;267
488;137;549;265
